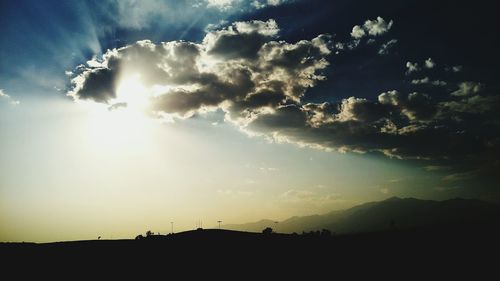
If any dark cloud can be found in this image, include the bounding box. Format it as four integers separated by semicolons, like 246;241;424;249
205;19;279;60
71;67;118;103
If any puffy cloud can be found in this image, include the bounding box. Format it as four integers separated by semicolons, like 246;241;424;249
452;65;463;72
451;82;483;96
336;97;388;122
351;17;393;39
350;25;366;39
69;19;331;117
67;19;500;175
378;90;400;106
0;89;20;105
204;19;279;60
405;61;420;74
424;58;435;69
364;17;393;36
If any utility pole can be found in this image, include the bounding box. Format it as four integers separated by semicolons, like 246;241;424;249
170;221;174;234
217;220;222;229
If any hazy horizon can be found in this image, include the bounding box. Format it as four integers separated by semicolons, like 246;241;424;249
1;0;499;243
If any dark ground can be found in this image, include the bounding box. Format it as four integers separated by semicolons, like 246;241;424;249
1;224;499;278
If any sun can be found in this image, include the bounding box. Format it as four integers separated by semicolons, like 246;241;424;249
114;74;151;112
78;74;157;151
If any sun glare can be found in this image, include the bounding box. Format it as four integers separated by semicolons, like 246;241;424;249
114;74;150;112
78;74;157;151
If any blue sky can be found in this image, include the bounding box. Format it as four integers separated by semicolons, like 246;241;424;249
1;0;499;241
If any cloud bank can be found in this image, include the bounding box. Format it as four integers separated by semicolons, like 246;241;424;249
68;19;500;175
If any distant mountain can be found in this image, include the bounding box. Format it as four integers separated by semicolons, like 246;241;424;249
222;197;500;234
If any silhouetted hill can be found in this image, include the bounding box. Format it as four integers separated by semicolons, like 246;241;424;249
2;224;499;278
223;197;500;233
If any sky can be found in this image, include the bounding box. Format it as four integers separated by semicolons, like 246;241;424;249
1;0;499;242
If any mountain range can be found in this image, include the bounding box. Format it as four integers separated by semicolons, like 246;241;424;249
222;197;500;234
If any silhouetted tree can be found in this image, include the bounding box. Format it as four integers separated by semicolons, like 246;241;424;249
135;234;144;240
321;229;332;237
146;230;154;237
262;227;273;235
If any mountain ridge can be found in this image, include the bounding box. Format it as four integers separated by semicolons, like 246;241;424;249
222;197;500;234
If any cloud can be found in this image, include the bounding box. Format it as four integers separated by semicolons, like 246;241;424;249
440;94;499;114
69;19;331;116
0;89;20;105
364;17;393;36
280;189;342;209
411;77;447;86
442;170;477;181
206;0;288;11
405;62;420;74
252;0;286;9
452;65;463;72
451;82;483;96
67;19;500;177
217;189;254;197
203;19;279;59
424;165;452;172
206;0;234;11
350;25;366;39
378;39;398;55
281;189;315;200
351;17;393;39
424;58;435;69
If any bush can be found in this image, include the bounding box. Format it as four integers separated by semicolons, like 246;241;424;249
262;227;273;235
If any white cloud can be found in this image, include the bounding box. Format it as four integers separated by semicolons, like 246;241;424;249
451;82;483;96
350;25;366;39
350;17;393;39
364;17;393;36
424;58;435;69
0;89;20;105
233;19;279;35
204;20;229;32
206;0;234;10
405;61;420;74
452;65;463;72
252;0;285;9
